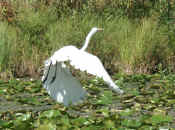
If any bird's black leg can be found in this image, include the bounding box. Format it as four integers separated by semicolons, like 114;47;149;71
50;61;57;84
42;61;52;84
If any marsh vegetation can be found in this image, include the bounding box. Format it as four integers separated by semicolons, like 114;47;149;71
0;0;175;129
1;73;175;129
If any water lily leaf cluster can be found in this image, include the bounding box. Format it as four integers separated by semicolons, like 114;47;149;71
0;74;175;129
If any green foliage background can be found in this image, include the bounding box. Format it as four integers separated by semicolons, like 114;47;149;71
0;0;174;78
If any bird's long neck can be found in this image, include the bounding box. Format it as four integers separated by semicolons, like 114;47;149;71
80;30;96;51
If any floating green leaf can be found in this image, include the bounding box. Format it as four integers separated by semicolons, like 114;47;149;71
121;119;142;128
40;110;61;118
151;114;173;125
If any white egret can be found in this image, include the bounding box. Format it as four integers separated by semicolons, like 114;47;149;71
42;27;123;106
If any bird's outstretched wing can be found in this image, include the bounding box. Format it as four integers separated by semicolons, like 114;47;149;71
68;50;123;94
42;60;86;106
42;46;123;106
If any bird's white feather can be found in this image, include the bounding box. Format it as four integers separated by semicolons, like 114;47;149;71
50;46;123;94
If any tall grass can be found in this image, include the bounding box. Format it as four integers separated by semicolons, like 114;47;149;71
0;22;16;72
0;1;174;79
